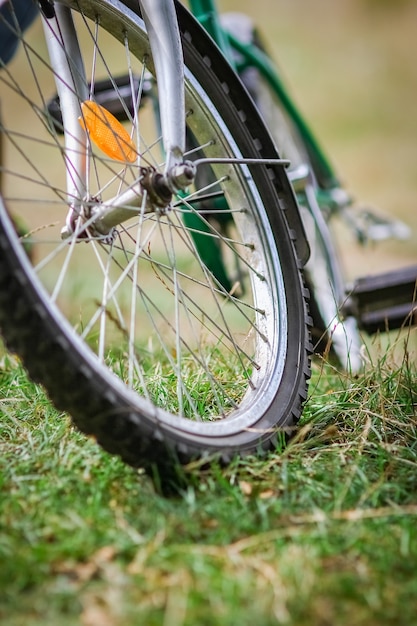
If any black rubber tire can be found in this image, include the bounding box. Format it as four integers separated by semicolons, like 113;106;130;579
0;0;311;482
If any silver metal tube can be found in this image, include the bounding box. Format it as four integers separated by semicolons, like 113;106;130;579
42;5;89;207
92;184;148;235
139;0;185;172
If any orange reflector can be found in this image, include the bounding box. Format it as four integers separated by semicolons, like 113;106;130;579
79;101;137;163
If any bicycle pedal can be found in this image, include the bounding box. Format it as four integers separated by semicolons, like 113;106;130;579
350;265;417;334
342;206;411;244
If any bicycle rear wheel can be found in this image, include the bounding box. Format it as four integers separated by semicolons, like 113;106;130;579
0;0;311;480
223;13;362;372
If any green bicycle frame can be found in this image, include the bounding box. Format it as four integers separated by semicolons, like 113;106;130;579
188;0;231;55
188;0;341;193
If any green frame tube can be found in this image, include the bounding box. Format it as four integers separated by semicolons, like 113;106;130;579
188;0;340;191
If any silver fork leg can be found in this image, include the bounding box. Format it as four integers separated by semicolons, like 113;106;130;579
42;4;89;213
139;0;185;172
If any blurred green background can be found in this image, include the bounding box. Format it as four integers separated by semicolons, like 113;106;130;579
220;0;417;278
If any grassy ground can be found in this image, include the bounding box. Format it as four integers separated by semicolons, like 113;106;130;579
1;328;416;626
1;1;417;624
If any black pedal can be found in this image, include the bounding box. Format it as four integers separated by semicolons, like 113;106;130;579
350;265;417;334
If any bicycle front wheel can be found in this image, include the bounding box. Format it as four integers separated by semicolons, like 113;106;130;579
0;0;311;479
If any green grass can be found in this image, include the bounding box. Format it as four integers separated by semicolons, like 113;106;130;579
1;328;416;626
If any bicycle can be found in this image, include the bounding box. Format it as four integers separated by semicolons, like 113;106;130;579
0;0;415;484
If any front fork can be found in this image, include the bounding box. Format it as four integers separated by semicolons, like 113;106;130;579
140;0;185;173
41;0;194;239
41;3;89;226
